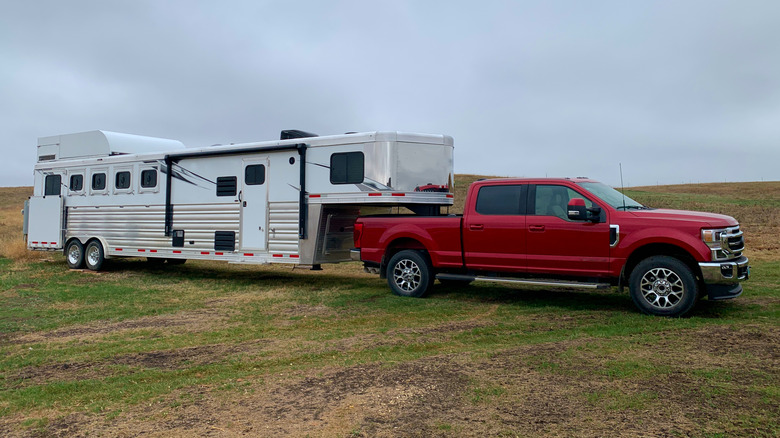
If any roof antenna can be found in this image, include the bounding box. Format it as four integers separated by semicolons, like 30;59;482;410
619;163;627;210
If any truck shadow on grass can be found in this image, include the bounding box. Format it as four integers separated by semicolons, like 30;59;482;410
101;259;743;318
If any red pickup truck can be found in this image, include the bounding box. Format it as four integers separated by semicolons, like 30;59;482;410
351;178;749;316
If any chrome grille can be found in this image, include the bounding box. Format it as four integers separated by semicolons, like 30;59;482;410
723;226;744;257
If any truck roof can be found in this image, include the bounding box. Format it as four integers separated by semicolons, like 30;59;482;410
474;177;601;184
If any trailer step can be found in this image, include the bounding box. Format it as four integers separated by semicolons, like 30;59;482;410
436;273;611;290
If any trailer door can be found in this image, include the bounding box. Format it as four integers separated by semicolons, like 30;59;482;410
240;158;269;251
27;196;64;249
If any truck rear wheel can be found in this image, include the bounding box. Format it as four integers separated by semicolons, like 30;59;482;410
629;256;698;317
387;250;434;298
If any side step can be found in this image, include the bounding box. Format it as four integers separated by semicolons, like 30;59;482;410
436;273;611;290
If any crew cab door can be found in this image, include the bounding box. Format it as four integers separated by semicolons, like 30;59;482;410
525;184;610;276
462;183;527;272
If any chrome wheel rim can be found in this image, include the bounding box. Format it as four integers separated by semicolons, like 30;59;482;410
640;267;684;309
393;259;421;292
67;244;81;265
87;245;101;267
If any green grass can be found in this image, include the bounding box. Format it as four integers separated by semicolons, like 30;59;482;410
1;182;779;436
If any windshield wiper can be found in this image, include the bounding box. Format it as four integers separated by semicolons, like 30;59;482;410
616;205;648;210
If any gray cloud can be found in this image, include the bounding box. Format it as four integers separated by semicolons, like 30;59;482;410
1;0;778;187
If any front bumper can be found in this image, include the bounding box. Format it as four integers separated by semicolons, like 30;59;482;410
699;256;749;300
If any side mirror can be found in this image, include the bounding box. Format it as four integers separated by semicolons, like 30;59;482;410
568;198;602;222
567;198;587;220
586;206;602;222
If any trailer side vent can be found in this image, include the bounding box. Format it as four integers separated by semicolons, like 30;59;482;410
216;176;237;197
280;130;318;140
214;231;236;251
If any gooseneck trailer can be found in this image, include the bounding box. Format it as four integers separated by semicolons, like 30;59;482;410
25;130;454;270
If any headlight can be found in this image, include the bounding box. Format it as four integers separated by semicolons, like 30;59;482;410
702;228;728;260
702;229;726;246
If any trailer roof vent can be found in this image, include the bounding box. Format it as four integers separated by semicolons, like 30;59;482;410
280;130;318;140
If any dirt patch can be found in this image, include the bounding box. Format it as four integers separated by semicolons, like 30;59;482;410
11;309;226;345
6;341;268;389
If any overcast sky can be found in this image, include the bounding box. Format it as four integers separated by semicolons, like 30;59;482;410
2;0;779;187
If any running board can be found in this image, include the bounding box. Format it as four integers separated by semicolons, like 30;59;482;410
436;273;611;290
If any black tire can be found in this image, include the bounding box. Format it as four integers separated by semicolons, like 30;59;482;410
84;240;105;271
438;278;473;289
166;258;187;265
629;256;698;317
65;240;85;269
386;250;434;298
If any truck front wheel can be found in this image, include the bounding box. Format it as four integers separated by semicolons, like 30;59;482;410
387;250;434;298
629;256;698;317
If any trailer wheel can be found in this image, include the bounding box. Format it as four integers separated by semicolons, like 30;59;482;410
387;250;434;298
65;240;85;269
629;256;698;317
84;240;105;271
166;258;186;266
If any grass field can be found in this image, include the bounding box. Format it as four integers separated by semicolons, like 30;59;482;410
0;179;778;437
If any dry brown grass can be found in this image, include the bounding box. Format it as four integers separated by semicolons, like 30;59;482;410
0;186;48;262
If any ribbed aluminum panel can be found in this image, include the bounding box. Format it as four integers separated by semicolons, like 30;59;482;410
268;202;299;253
67;203;240;251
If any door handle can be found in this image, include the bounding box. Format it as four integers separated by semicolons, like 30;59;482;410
469;224;484;231
529;225;545;232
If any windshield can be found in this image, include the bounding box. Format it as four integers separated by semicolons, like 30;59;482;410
577;182;646;210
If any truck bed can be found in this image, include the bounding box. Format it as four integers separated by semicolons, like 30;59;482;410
357;214;464;269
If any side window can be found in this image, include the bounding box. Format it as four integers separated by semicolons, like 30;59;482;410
330;152;364;184
216;176;237;196
92;173;106;191
141;169;157;188
245;164;265;185
475;185;525;215
44;174;61;196
70;174;84;192
533;185;593;220
115;171;131;189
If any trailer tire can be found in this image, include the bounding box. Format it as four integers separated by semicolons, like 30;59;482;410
65;240;85;269
166;258;186;266
629;256;698;317
84;240;105;271
387;250;434;298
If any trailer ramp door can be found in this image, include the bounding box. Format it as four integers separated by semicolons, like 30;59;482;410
27;196;64;249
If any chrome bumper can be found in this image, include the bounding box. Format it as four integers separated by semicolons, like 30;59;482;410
350;249;361;262
699;256;749;285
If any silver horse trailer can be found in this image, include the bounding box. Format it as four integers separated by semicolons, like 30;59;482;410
25;129;454;270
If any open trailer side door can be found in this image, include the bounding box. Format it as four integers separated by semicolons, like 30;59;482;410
27;196;64;250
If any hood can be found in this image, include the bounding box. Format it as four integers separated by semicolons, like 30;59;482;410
628;209;738;227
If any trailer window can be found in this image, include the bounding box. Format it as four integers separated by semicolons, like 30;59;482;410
70;174;84;192
44;175;61;196
92;173;106;191
217;176;237;196
141;169;157;188
245;164;265;185
330;152;364;184
475;185;525;215
115;171;131;189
